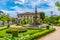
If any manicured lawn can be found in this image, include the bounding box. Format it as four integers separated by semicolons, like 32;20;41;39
0;26;55;40
0;26;7;29
0;29;11;37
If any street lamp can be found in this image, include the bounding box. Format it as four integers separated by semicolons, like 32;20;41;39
33;0;48;25
32;3;41;26
50;11;53;28
34;5;38;23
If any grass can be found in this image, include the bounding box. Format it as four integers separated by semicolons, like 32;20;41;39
0;26;11;37
0;29;11;37
0;26;7;29
0;26;55;40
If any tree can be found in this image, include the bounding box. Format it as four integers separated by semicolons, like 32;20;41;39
7;14;11;28
0;14;3;25
0;14;7;25
0;13;12;26
40;12;45;21
12;18;17;24
55;1;60;11
44;16;49;23
21;17;32;24
21;17;26;24
55;1;60;7
27;18;32;24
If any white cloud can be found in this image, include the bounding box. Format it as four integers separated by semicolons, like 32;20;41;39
12;6;24;13
12;6;34;13
15;0;26;4
1;10;18;17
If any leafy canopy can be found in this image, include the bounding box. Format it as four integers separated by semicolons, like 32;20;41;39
55;1;60;11
40;12;45;20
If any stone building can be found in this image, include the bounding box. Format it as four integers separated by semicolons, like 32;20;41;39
17;12;40;24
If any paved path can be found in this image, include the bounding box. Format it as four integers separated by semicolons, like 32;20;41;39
37;26;60;40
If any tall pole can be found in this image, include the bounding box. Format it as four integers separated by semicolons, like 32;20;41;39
51;11;53;16
51;11;53;28
35;5;37;19
34;5;38;23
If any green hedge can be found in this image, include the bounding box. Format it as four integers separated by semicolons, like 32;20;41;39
21;28;55;40
31;28;55;40
0;28;55;40
17;28;55;40
6;28;27;34
0;27;7;31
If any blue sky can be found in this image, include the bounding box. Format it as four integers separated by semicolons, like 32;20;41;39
0;0;60;17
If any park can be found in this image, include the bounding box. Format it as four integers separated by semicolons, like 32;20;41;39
0;0;60;40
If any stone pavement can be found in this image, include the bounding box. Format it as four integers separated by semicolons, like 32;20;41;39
37;26;60;40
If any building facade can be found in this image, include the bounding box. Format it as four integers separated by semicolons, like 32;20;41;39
17;12;40;24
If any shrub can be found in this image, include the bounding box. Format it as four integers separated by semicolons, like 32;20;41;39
16;23;20;26
0;28;55;40
57;23;60;26
0;27;7;31
27;28;41;30
31;28;55;40
19;28;27;33
12;30;18;37
22;30;41;35
7;25;10;28
0;36;4;38
46;25;50;29
17;28;55;40
6;29;11;34
6;28;27;34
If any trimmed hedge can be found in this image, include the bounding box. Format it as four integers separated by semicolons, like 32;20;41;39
6;29;12;33
0;27;7;31
0;28;55;40
46;25;50;29
12;30;18;37
31;28;55;40
22;28;55;40
6;28;27;34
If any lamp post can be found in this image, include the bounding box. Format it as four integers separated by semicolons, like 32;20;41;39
34;5;38;23
50;11;53;28
33;0;48;25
